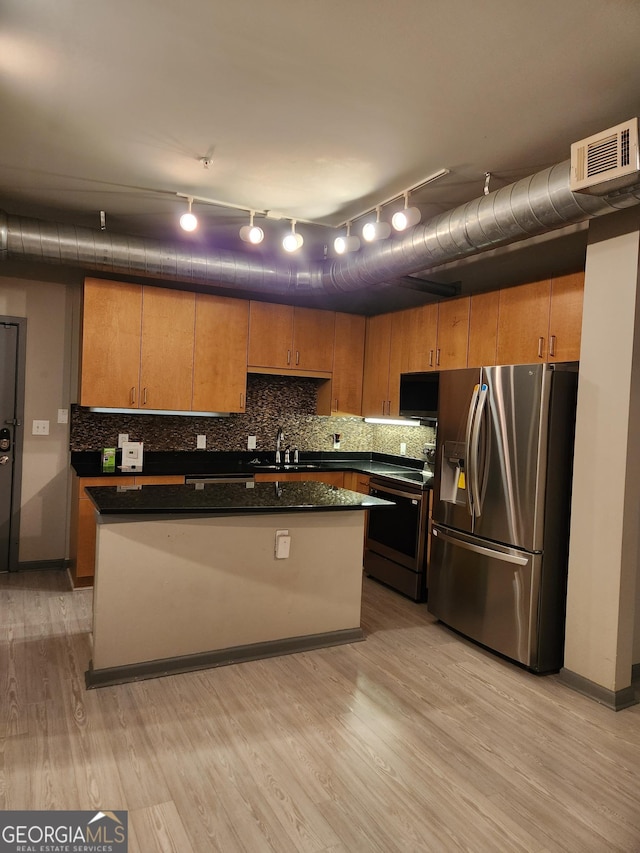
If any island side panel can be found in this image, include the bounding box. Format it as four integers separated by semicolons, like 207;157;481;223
91;510;365;671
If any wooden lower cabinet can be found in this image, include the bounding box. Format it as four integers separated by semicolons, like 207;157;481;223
343;471;370;494
69;474;184;587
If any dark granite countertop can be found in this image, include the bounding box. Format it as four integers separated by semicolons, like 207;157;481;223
85;480;394;516
71;450;434;490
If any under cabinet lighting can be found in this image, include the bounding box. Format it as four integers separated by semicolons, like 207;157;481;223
364;417;423;426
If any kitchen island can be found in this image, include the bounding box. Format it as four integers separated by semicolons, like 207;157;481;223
85;480;391;688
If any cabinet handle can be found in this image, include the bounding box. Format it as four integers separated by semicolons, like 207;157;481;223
429;349;434;367
334;398;338;412
240;392;244;409
130;387;136;405
382;401;386;415
296;350;300;365
549;335;556;358
287;349;291;365
436;348;441;366
143;387;148;405
537;337;544;359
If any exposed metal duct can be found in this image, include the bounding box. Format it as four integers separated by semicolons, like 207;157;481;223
2;160;640;295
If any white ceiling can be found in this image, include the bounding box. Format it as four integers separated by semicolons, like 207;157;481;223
2;0;640;310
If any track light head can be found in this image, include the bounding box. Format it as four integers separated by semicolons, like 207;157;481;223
362;208;391;242
283;220;303;252
179;197;198;232
392;206;421;231
334;222;360;255
239;211;264;244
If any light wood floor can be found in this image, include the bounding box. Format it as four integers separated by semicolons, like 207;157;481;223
1;570;639;852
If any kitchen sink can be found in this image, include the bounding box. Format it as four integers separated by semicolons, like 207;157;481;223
252;463;319;471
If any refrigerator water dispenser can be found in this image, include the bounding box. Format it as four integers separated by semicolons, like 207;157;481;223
440;440;467;505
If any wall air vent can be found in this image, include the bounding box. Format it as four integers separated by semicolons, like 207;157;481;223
570;118;639;195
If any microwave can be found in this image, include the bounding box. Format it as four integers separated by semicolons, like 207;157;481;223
399;372;439;419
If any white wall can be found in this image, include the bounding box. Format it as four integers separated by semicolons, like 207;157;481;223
0;276;79;563
564;207;640;691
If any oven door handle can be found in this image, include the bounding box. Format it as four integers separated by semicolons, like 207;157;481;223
370;484;423;502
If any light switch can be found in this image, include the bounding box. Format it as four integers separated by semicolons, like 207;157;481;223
275;529;291;559
32;420;49;435
57;408;68;424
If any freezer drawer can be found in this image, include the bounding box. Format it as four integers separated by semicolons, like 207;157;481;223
429;524;545;670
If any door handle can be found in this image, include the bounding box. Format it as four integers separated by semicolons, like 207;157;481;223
0;456;9;465
432;528;528;565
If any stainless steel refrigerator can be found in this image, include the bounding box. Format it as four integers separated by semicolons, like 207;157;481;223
428;363;578;673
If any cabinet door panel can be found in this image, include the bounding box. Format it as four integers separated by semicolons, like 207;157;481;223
436;297;470;369
362;314;392;416
140;288;195;410
548;272;584;362
80;279;142;408
405;304;438;372
468;291;499;367
193;294;249;412
328;313;365;415
293;307;335;372
497;280;551;364
248;302;294;368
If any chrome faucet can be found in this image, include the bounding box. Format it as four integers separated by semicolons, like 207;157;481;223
284;444;291;464
275;426;284;464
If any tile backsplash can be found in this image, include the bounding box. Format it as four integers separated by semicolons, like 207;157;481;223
70;374;436;460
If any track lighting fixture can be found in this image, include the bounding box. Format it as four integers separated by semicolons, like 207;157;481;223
334;222;360;255
179;197;198;232
362;207;392;243
391;192;421;231
282;219;304;252
239;210;264;244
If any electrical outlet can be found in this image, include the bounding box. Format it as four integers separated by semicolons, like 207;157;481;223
197;434;206;449
57;408;68;424
118;433;129;447
400;442;407;455
247;435;257;450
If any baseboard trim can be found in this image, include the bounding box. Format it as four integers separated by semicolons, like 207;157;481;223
558;667;638;711
86;626;364;689
632;663;640;685
17;559;68;572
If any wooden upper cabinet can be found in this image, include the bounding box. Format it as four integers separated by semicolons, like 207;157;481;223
496;279;552;364
192;294;249;412
404;303;438;372
317;312;365;416
435;296;470;370
292;307;335;372
548;271;584;362
496;274;584;365
362;314;392;417
247;302;335;374
468;290;500;367
247;302;294;369
80;279;142;408
140;287;195;411
361;311;404;417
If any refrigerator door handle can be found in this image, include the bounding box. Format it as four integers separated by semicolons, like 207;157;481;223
432;527;528;566
464;384;480;517
470;384;489;516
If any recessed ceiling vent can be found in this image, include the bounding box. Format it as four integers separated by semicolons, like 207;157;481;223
570;118;639;195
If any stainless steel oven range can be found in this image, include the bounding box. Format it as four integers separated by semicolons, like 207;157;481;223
364;475;429;602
